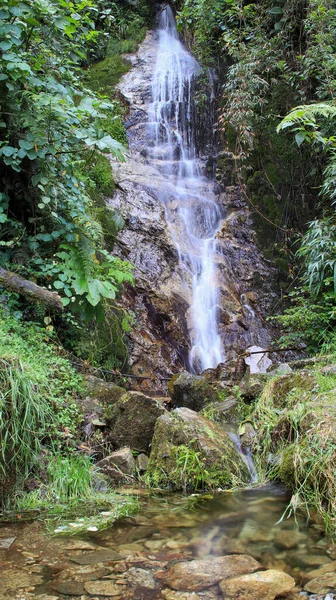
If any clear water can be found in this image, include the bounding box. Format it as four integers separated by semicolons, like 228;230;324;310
148;6;224;373
0;486;334;598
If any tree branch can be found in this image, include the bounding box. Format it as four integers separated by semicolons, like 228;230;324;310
0;268;63;311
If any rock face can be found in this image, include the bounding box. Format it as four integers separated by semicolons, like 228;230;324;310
219;569;296;599
147;407;251;490
107;30;276;392
103;391;166;453
168;371;217;411
158;555;261;592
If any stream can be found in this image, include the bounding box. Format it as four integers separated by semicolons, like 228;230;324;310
0;486;334;599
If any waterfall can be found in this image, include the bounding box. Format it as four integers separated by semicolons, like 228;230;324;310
147;5;224;373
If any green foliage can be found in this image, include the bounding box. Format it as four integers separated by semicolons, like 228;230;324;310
251;366;336;536
0;308;85;505
0;0;134;320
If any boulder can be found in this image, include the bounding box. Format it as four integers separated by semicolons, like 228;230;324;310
103;391;166;453
83;375;125;409
219;569;295;599
240;422;257;448
157;555;260;592
96;447;136;483
147;407;251;490
168;371;217;411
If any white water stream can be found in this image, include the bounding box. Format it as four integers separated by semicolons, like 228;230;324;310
148;6;224;373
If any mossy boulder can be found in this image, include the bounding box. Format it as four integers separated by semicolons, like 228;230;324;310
201;397;241;424
103;391;166;454
168;371;217;412
80;375;125;415
147;407;251;491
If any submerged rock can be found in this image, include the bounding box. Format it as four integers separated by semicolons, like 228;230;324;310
147;407;251;490
168;371;217;411
157;554;260;591
219;568;295;599
103;391;166;453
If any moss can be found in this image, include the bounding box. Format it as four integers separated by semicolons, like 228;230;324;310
278;445;296;490
147;411;250;492
88;153;115;197
85;56;131;98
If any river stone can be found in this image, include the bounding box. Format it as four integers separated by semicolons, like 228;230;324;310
126;567;156;589
274;529;306;549
304;573;336;594
157;554;261;591
305;561;336;580
81;375;125;413
168;371;217;411
219;569;296;599
69;549;122;564
97;447;136;481
239;373;270;400
148;408;251;490
0;536;16;549
84;580;123;596
103;391;166;453
51;581;85;596
203;397;241;424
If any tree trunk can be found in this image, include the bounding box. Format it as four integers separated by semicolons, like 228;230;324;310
0;268;63;311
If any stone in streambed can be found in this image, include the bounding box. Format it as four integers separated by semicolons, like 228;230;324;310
157;554;260;591
219;569;296;599
168;371;217;412
103;391;166;453
84;580;124;596
304;572;336;594
274;529;306;549
126;567;156;589
51;581;86;596
148;407;251;490
69;549;122;564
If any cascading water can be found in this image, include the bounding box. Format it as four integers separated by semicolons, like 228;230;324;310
148;5;224;373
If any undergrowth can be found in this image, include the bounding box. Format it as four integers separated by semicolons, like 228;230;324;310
250;362;336;537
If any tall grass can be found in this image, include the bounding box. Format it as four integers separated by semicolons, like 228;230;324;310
0;358;54;506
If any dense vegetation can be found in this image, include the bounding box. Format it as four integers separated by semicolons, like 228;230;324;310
176;0;336;353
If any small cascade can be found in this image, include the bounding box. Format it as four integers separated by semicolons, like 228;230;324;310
147;5;224;373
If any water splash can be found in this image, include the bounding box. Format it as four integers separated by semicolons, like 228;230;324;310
148;5;224;373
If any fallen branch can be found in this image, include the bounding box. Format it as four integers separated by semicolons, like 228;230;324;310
0;268;63;311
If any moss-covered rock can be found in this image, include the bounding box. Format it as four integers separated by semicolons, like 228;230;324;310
277;445;296;490
261;372;316;408
103;391;166;453
201;397;241;424
147;407;250;491
239;373;270;401
168;371;217;412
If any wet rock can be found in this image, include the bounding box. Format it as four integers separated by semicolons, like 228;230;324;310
35;595;60;600
0;536;16;549
136;453;149;473
157;554;260;591
239;373;270;400
168;371;217;412
73;566;110;582
103;391;166;453
305;561;336;581
126;567;156;589
219;569;295;599
51;581;86;596
161;590;218;600
148;408;251;490
240;422;257;448
304;573;336;594
2;568;44;592
84;580;124;596
274;529;306;549
97;447;136;482
69;549;122;565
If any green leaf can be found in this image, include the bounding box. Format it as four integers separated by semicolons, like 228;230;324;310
295;132;306;147
54;280;65;290
0;41;12;52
